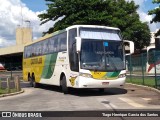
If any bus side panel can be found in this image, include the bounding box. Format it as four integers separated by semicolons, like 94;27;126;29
41;53;58;79
23;56;46;82
39;52;70;86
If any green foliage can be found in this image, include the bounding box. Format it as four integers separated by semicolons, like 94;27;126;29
38;0;151;50
148;0;160;36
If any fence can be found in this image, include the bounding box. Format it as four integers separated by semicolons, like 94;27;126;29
126;51;160;89
0;62;22;94
0;62;22;78
0;76;21;94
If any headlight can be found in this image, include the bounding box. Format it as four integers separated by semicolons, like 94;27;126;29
79;73;92;78
118;73;126;78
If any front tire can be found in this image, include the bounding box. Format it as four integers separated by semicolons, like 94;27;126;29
61;76;68;94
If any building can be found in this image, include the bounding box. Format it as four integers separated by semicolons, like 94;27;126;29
0;27;32;70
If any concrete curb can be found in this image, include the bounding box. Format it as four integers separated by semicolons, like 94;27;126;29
0;89;24;98
126;83;160;94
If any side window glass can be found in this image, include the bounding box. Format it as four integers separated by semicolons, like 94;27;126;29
35;42;41;56
24;47;27;58
69;28;79;72
27;46;31;58
33;44;37;57
42;40;49;55
60;38;66;51
48;38;53;53
59;32;67;51
54;36;59;52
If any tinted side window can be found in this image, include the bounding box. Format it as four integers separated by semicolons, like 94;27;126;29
36;42;42;56
27;46;32;58
69;28;79;72
48;37;54;53
32;44;37;57
53;36;59;52
24;32;67;58
24;47;27;58
42;40;49;55
59;32;67;51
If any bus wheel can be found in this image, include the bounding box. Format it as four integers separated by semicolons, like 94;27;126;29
32;75;38;88
29;76;33;87
99;88;105;93
61;76;68;94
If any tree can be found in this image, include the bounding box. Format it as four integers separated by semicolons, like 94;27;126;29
38;0;150;50
148;0;160;36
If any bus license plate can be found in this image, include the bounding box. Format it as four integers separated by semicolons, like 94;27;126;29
102;82;109;85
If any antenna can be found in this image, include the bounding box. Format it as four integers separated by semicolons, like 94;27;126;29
20;3;23;27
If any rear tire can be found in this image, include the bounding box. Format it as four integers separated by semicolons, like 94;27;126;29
29;76;33;87
29;75;38;88
61;76;68;94
32;75;39;88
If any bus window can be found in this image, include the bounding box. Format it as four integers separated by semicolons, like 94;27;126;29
35;42;41;56
24;47;27;58
59;32;67;51
27;45;32;58
69;28;79;72
54;36;59;52
33;44;37;57
42;40;49;55
48;37;54;53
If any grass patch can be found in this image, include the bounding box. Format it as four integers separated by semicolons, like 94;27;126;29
126;76;156;87
0;88;17;95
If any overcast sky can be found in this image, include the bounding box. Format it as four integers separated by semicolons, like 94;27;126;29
0;0;159;48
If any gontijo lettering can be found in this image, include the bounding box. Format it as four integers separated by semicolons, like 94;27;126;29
31;58;42;65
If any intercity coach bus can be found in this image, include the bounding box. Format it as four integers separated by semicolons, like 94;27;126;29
23;25;134;94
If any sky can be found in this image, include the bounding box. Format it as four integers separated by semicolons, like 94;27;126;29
0;0;159;47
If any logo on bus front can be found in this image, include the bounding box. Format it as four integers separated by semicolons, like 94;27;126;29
91;71;106;79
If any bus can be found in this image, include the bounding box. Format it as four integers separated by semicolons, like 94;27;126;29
147;46;160;74
23;25;134;94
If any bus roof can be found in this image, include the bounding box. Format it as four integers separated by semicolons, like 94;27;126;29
66;25;120;31
25;25;120;46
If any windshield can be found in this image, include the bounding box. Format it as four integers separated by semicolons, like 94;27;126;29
80;39;125;71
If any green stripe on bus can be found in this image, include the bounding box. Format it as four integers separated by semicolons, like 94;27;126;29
41;53;58;79
107;72;120;78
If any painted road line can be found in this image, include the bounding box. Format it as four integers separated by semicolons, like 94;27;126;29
97;98;117;109
119;97;145;108
142;98;152;101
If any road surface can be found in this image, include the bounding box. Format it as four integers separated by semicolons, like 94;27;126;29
0;81;160;111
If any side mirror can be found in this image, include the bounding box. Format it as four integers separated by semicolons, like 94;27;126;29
123;40;134;55
75;37;82;53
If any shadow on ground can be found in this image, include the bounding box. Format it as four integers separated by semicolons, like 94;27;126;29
20;81;127;97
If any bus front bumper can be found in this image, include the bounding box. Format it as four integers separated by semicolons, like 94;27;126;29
75;76;126;88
